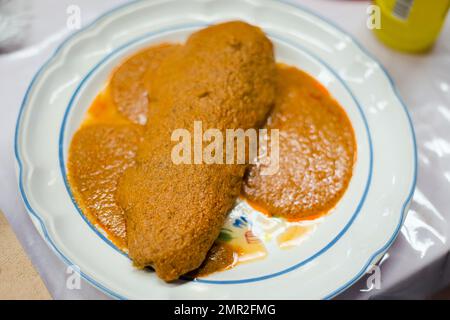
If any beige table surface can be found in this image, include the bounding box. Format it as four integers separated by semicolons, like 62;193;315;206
0;211;51;300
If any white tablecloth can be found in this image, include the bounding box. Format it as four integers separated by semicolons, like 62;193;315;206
1;0;449;299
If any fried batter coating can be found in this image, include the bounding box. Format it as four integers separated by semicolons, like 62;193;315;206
117;21;276;281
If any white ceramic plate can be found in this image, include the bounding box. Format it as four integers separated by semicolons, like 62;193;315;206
15;0;417;299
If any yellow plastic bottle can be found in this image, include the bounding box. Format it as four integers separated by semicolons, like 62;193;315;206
373;0;450;52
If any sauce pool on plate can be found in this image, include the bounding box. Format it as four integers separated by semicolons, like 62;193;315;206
244;65;356;221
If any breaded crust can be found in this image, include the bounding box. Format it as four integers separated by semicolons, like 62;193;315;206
117;21;276;281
